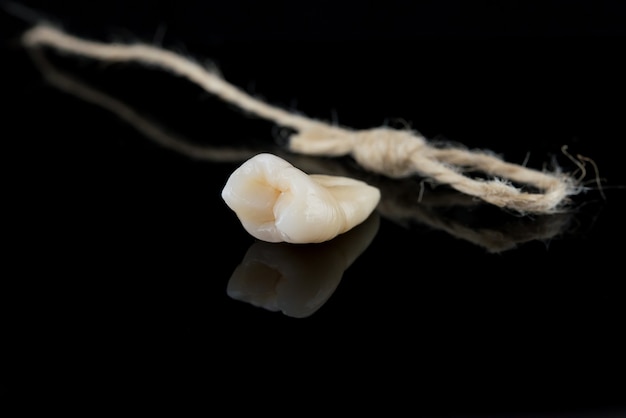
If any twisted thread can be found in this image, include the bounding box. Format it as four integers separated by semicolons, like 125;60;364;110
21;23;580;214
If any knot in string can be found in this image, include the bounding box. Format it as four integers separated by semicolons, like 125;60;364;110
350;128;427;178
290;126;427;177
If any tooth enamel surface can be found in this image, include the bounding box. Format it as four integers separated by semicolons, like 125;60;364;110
222;153;381;243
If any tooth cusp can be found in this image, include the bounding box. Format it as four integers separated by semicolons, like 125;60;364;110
222;153;380;243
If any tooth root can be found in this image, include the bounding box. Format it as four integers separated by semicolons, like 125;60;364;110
221;153;381;243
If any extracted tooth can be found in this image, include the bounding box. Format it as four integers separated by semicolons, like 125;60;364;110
221;153;381;243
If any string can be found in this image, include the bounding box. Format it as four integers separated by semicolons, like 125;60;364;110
21;23;581;214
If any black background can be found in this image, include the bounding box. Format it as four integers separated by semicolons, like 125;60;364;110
3;1;626;416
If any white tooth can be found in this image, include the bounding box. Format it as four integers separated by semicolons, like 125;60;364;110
221;153;381;243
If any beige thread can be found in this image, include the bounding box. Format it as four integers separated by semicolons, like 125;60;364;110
22;23;581;214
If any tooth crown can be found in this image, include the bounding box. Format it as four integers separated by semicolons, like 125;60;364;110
222;153;381;243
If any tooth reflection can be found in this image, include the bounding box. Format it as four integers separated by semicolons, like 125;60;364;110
227;212;380;318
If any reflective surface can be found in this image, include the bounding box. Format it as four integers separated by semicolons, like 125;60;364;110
228;212;379;318
4;8;626;416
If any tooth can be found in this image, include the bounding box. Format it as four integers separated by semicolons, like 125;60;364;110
221;153;381;243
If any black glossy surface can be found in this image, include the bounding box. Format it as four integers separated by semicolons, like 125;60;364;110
3;2;625;416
